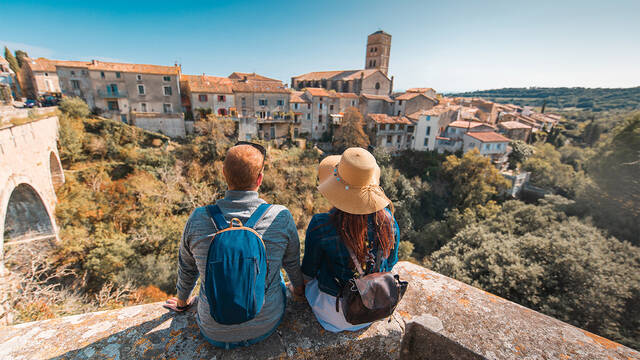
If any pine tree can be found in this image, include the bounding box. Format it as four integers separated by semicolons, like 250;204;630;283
15;50;29;68
3;47;20;73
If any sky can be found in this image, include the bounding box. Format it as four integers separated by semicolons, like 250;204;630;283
1;0;639;92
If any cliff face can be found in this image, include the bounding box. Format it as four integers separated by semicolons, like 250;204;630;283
0;262;637;360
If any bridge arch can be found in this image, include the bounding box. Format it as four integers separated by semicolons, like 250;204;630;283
49;151;65;191
0;176;57;269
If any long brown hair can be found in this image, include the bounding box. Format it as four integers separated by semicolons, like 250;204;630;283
330;207;395;269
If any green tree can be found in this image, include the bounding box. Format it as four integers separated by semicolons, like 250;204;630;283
522;143;588;198
507;140;533;170
3;46;19;73
14;50;29;68
59;97;91;118
429;199;640;349
332;107;369;151
441;149;510;209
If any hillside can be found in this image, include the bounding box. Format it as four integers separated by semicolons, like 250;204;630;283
449;87;640;111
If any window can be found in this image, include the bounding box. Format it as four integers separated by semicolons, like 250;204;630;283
424;138;429;146
329;105;334;111
44;72;48;76
107;101;118;110
497;143;503;150
318;103;323;110
373;60;377;67
407;134;412;143
141;103;147;112
397;135;401;143
398;100;403;106
218;95;226;102
426;126;431;136
71;80;80;89
386;135;392;143
136;74;142;81
100;72;105;79
307;104;311;109
259;99;267;106
426;115;431;121
407;125;414;132
199;94;208;102
81;70;88;75
71;70;75;76
385;124;390;131
120;114;127;123
351;100;356;106
163;76;171;82
375;82;380;90
241;97;246;107
484;144;490;151
138;85;145;95
116;72;121;78
163;86;172;96
397;111;401;116
277;99;284;106
257;111;266;119
294;103;299;110
318;115;323;123
469;142;475;148
163;103;172;113
307;113;311;120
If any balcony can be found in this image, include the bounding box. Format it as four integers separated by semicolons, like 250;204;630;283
97;89;128;98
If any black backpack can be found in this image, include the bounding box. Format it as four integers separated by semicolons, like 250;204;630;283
336;245;408;325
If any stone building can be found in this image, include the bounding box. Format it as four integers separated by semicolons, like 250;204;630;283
463;131;510;166
359;93;394;116
364;30;392;76
291;69;392;96
498;121;532;142
437;120;495;153
365;113;414;151
231;76;291;142
289;91;312;136
392;91;438;116
407;105;457;152
180;74;234;119
20;58;64;99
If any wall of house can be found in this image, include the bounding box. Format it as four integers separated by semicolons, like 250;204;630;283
290;101;313;135
32;71;61;96
413;115;438;151
131;114;186;138
361;72;392;95
56;67;95;108
404;96;437;115
234;92;289;120
189;92;234;118
463;135;508;155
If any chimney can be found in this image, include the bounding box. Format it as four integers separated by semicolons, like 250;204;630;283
243;76;248;82
92;60;98;65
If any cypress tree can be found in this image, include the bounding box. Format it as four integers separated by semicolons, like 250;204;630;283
3;47;20;73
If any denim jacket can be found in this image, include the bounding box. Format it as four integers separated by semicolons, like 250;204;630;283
301;208;400;297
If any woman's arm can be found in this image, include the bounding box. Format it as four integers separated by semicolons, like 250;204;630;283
301;215;322;280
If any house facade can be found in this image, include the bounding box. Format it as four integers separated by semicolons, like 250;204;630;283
463;131;510;165
408;105;457;152
437;120;495;153
497;121;532;142
365;113;414;151
392;92;438;116
180;74;234;119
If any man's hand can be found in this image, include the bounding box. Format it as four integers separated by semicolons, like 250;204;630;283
164;296;197;312
288;284;306;302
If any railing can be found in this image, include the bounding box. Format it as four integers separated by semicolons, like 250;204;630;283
97;89;128;98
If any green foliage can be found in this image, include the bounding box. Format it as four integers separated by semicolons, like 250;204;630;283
397;241;414;261
3;46;20;73
14;50;28;68
441;149;510;209
522;143;590;198
332;107;369;151
451;87;640;111
59;97;91;118
507;140;533;170
429;199;640;349
57;114;85;163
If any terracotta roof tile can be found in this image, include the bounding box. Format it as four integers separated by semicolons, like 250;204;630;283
406;87;435;93
335;92;359;99
292;69;382;81
498;121;532;130
465;131;510;143
448;120;488;129
289;91;310;103
228;72;280;82
367;113;413;125
304;87;335;97
231;79;289;93
26;57;180;75
182;74;233;94
360;93;394;102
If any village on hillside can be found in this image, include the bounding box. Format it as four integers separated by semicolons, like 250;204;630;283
0;30;559;173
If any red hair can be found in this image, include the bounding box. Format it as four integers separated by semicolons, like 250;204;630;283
330;207;395;270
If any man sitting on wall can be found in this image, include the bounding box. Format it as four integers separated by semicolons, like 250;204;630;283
165;142;305;349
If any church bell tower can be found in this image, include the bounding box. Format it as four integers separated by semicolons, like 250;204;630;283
365;30;391;76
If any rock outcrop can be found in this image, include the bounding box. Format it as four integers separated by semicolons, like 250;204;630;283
0;262;637;359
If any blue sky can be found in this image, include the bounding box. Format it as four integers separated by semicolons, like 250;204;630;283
2;0;639;92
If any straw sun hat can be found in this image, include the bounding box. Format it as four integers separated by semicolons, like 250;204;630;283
317;147;390;215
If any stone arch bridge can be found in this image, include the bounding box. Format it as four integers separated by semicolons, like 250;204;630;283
0;110;64;269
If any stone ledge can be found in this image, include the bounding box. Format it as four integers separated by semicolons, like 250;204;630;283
0;262;637;359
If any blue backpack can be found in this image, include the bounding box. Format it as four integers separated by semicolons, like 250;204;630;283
204;203;271;325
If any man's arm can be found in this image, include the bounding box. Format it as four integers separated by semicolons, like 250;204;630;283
176;214;199;302
280;210;304;293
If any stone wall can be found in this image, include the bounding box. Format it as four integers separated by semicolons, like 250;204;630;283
0;262;637;359
131;112;186;138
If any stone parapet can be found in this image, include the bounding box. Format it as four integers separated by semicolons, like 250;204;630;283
0;262;637;359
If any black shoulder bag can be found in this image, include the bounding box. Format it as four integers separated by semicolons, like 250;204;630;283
336;245;409;325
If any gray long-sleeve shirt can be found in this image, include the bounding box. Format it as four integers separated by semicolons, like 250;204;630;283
176;190;304;343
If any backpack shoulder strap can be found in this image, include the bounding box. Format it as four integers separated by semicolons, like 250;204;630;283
345;244;365;277
244;203;271;229
206;205;228;231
